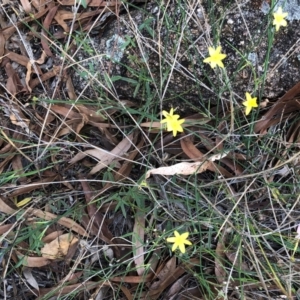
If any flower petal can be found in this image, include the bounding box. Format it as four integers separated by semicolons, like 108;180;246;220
217;61;224;68
172;243;178;252
184;240;192;246
208;47;215;56
245;106;252;115
179;243;186;254
166;237;176;243
162;110;169;117
181;232;189;239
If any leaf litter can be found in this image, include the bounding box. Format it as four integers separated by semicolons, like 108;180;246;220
0;0;299;299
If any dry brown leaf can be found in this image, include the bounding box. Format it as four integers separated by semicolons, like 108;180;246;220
6;52;42;74
57;118;85;137
119;285;133;300
35;50;47;64
16;251;50;267
0;197;17;215
79;179;120;257
176;286;205;300
215;234;227;284
38;281;104;299
0;32;5;60
255;80;300;132
70;133;134;173
198;133;243;176
42;230;64;243
41;233;78;260
53;9;105;34
31;0;46;11
0;155;14;174
76;105;106;122
41;6;58;56
226;251;249;271
58;271;83;285
90;133;134;174
4;61;25;94
25;51;47;92
20;0;32;13
180;136;205;161
287;119;300;144
8;175;57;198
145;161;210;179
111;274;153;283
149;256;176;290
23;267;39;292
94;139;144;198
11;155;26;182
51;104;82;119
34;110;55;124
1;9;49;40
59;0;121;7
166;274;192;299
180;136;233;178
9;111;30;129
30;66;61;90
147;257;199;299
80;179;108;222
133;212;145;276
53;10;70;32
0;223;14;234
26;208;90;237
147;249;161;277
65;75;77;100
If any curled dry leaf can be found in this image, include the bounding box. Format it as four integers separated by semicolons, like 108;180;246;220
90;133;134;174
180;136;234;177
41;233;78;260
70;133;134;174
145;161;210;179
25;51;47;92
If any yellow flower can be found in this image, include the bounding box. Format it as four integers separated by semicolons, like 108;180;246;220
166;231;192;254
203;46;227;69
273;7;288;31
242;92;258;115
160;108;185;137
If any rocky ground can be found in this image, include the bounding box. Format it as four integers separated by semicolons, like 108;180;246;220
71;0;300;114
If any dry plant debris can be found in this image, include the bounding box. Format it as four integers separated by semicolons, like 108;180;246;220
0;0;299;299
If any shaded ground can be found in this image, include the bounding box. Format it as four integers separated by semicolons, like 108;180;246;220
0;0;300;299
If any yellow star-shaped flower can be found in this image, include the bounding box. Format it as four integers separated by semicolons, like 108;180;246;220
160;108;185;137
242;92;258;115
273;7;288;31
203;46;227;69
166;231;192;254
